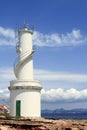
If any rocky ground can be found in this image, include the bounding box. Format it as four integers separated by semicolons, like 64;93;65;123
0;116;87;130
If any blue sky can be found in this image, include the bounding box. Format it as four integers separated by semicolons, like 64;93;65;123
0;0;87;109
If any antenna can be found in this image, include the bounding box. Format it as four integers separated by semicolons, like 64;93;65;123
16;24;20;31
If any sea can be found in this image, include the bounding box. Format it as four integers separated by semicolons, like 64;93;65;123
41;109;87;119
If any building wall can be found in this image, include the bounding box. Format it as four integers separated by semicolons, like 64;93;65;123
18;57;34;80
19;30;33;52
10;89;41;117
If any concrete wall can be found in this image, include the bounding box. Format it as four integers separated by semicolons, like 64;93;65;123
10;88;41;117
17;29;34;80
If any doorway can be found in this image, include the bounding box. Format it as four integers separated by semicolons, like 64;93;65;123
16;100;21;117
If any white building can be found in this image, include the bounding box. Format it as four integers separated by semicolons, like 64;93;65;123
8;25;42;117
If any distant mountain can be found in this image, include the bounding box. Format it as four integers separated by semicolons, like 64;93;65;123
41;108;87;114
41;108;87;119
41;109;53;113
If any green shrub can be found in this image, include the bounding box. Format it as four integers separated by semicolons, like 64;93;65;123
5;114;12;120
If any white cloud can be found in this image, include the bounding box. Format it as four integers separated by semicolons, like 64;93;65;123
0;88;9;99
0;26;15;38
0;67;87;103
33;29;87;47
41;88;87;102
0;26;15;46
0;67;15;92
0;67;87;94
0;26;87;47
0;67;15;82
34;69;87;82
1;86;87;103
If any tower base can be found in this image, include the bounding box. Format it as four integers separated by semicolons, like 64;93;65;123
8;80;42;117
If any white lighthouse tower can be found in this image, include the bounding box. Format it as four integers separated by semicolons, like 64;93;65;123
8;25;42;117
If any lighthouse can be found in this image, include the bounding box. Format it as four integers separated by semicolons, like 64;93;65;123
8;25;42;117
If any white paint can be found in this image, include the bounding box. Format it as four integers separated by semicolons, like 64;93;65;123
17;57;34;80
10;88;41;117
15;28;34;80
10;80;41;87
19;30;33;52
9;26;42;117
